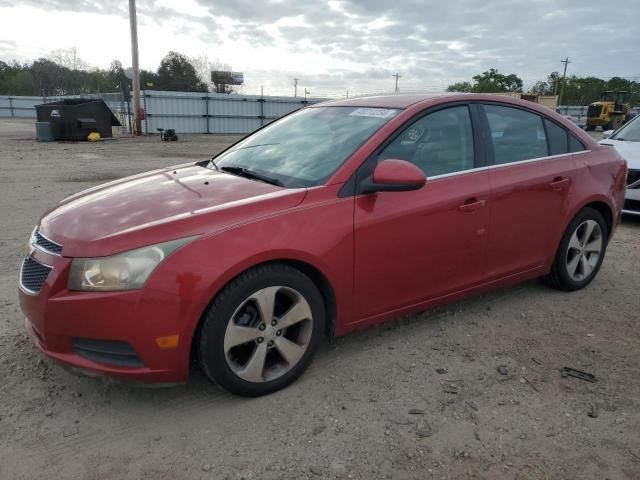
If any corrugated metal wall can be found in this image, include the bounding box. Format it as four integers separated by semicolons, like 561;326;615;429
141;90;326;134
0;91;326;134
556;105;640;128
3;92;638;134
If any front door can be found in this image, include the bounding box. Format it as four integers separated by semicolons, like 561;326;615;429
352;105;491;321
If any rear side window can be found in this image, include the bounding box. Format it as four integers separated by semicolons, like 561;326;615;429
544;119;569;155
485;105;548;164
569;135;586;152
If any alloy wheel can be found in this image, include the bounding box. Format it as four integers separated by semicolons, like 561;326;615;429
223;286;313;383
565;219;603;282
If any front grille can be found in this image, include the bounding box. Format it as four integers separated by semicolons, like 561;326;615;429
627;169;640;188
73;338;145;368
587;104;602;117
20;257;52;294
33;231;62;255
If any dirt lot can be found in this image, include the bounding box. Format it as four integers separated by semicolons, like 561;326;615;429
0;119;639;480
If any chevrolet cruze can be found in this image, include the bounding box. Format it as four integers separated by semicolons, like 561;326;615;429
19;94;627;396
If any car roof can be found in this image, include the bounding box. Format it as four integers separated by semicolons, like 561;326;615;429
315;93;458;109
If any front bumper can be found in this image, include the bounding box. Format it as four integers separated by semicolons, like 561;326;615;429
18;249;193;383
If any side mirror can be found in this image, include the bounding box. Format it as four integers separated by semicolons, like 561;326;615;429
361;159;426;193
602;130;614;139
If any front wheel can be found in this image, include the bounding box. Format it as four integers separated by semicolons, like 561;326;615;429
197;264;325;396
545;207;608;291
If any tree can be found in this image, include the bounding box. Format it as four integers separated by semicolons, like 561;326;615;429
446;81;473;93
446;69;522;93
472;68;523;92
155;51;207;92
49;47;89;71
108;60;131;100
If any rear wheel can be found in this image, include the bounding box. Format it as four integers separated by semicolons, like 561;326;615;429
545;207;608;291
585;124;595;131
197;264;325;397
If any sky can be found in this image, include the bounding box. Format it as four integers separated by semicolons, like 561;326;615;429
0;0;639;97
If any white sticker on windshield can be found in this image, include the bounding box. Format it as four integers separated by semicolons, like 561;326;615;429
349;108;397;118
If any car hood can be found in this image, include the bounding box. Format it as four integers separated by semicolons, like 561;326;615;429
599;139;640;169
38;165;306;257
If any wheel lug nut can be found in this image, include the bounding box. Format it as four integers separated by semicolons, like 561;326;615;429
259;324;266;331
257;337;264;343
271;320;277;326
276;330;282;336
267;340;274;347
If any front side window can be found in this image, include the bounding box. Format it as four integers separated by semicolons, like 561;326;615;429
485;105;548;164
212;106;400;188
377;105;474;177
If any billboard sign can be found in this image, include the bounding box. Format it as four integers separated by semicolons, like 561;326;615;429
211;71;244;85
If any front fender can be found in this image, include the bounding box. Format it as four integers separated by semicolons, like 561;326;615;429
144;186;355;352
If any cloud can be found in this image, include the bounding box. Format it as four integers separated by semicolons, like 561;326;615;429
1;0;638;95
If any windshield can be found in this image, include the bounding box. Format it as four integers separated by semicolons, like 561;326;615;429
211;106;400;187
611;115;640;142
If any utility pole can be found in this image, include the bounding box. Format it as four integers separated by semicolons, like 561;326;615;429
293;78;299;98
392;72;400;93
558;57;570;106
128;0;142;136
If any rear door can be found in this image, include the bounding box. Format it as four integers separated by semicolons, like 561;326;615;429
352;104;491;321
480;103;580;278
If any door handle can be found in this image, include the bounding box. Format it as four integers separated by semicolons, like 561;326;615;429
550;176;569;191
458;198;486;213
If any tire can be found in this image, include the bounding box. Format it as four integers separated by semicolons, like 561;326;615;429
197;264;325;397
585;124;595;131
545;207;608;291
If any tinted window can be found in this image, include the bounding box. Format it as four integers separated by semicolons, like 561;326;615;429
569;135;586;152
213;106;400;188
378;106;474;177
545;119;569;155
485;105;548;164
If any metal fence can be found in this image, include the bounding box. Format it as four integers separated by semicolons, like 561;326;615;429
2;92;638;134
556;105;640;128
0;90;326;134
0;92;132;134
140;90;326;134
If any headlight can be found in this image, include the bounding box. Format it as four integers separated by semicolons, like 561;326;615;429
68;237;196;291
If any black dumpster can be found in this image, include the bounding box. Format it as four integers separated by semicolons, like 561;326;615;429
35;99;121;141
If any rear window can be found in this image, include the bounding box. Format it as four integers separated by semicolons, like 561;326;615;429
544;119;569;155
569;135;586;152
485;105;548;164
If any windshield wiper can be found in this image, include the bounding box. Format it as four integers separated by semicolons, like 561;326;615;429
220;166;283;187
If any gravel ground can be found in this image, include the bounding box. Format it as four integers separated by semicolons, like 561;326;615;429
0;119;639;480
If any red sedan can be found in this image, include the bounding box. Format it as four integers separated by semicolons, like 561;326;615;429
19;94;627;396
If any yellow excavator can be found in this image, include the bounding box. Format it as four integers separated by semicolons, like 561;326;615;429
586;90;632;131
